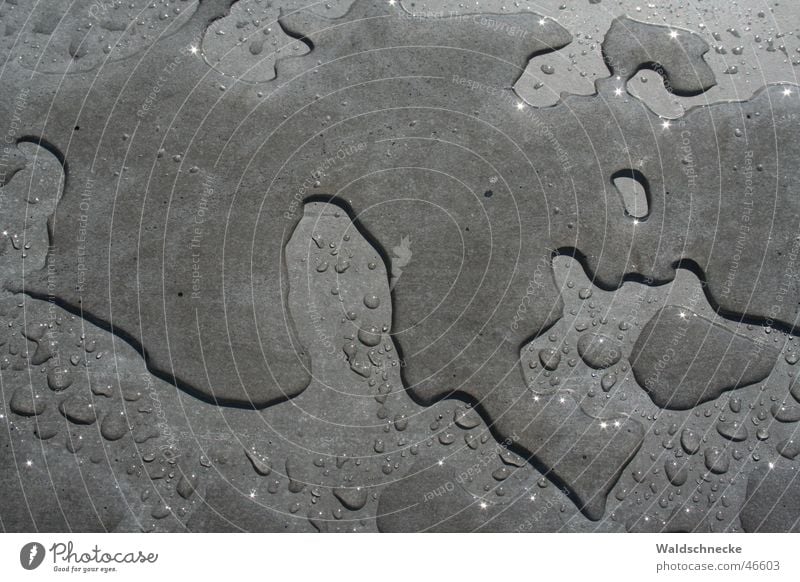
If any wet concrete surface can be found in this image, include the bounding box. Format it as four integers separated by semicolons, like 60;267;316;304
1;0;800;532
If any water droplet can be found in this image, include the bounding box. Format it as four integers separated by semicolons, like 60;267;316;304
492;467;510;481
772;403;800;422
333;487;368;511
777;438;800;459
357;326;382;347
601;373;617;391
577;333;621;369
245;449;272;476
286;458;305;493
177;472;198;499
100;411;131;441
47;366;73;391
9;387;46;416
454;407;481;429
704;447;730;474
681;429;701;455
539;348;561;371
729;397;742;413
59;395;97;425
716;420;748;442
438;432;455;445
394;414;408;431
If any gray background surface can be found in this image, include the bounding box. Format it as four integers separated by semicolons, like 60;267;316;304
1;0;800;532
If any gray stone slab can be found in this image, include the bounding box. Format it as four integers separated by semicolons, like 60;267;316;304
1;0;800;532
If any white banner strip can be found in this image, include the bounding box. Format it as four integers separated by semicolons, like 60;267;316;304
1;533;798;581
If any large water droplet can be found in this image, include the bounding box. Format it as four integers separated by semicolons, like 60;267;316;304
664;458;688;486
577;333;622;369
680;429;701;454
704;447;730;474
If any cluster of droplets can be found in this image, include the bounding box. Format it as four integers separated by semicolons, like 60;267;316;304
0;293;207;531
611;360;800;532
522;274;631;401
200;0;309;83
2;0;197;73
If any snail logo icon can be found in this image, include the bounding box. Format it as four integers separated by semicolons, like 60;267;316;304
20;542;45;570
